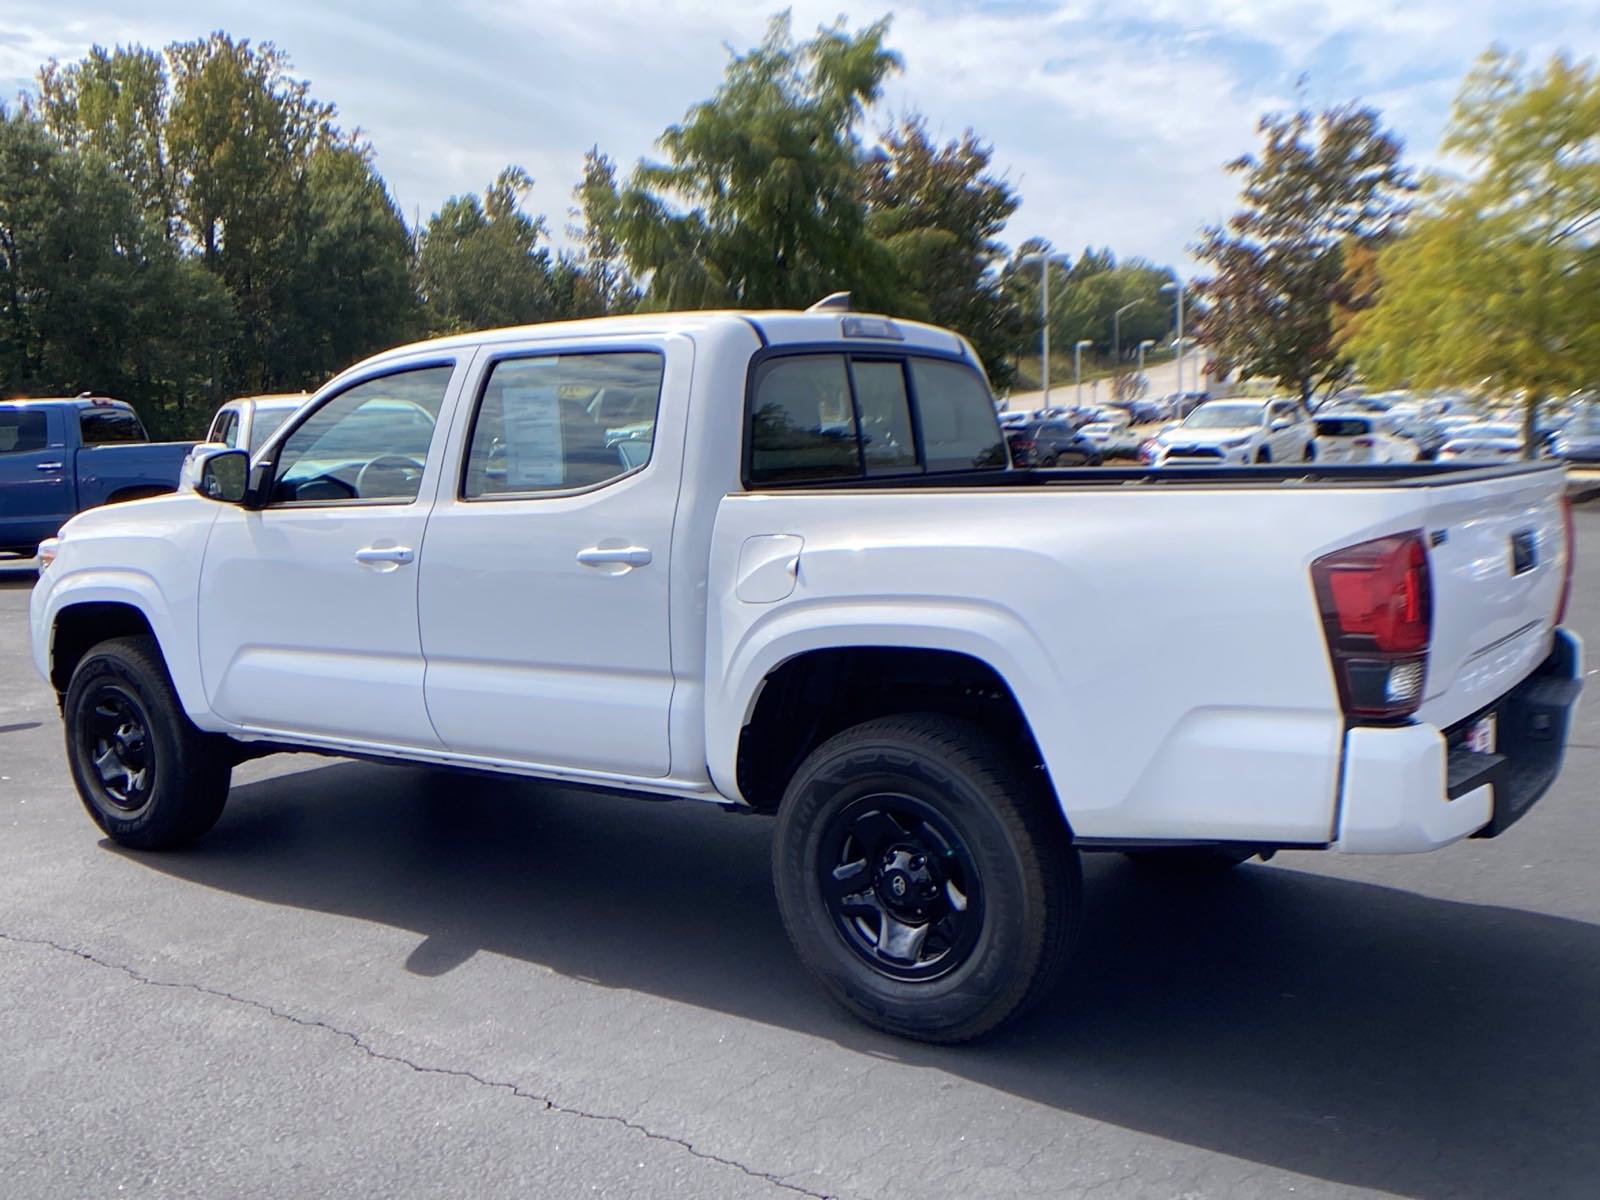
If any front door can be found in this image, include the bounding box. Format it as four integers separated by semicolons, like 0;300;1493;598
418;342;685;777
0;406;71;552
197;358;465;748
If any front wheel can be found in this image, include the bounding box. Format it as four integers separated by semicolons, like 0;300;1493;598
772;714;1080;1042
1255;447;1272;464
64;636;232;849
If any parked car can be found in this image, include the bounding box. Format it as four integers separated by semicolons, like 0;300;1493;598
1437;423;1528;462
1387;411;1448;459
1077;409;1144;459
180;394;309;489
1313;413;1420;465
1550;413;1600;463
1007;419;1103;467
0;396;193;558
31;306;1581;1044
1146;397;1315;466
998;410;1031;430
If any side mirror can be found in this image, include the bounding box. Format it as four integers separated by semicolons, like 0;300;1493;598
197;448;250;504
1270;418;1290;431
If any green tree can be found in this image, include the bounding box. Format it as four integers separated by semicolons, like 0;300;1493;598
0;106;232;432
567;148;639;316
863;117;1020;385
1193;103;1416;404
416;167;566;333
1343;49;1600;451
616;13;903;311
39;36;419;404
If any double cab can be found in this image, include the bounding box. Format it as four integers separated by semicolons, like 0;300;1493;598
31;308;1582;1041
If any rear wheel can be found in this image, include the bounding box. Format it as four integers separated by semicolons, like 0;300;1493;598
1303;442;1316;462
1255;447;1272;464
64;636;232;849
773;714;1080;1042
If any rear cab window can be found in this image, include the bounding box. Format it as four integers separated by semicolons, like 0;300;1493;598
746;351;1005;486
79;408;147;444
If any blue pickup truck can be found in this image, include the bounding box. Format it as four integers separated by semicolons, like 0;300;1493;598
0;397;194;558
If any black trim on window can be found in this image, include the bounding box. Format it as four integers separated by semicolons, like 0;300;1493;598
741;342;1000;490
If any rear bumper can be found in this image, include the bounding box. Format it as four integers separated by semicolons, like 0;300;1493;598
1334;628;1582;853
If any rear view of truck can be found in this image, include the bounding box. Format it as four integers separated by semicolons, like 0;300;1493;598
1314;464;1581;851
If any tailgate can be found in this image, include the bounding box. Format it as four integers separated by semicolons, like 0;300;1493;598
1413;465;1569;728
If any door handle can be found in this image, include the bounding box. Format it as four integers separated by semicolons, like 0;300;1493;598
576;546;652;568
36;462;63;471
354;546;415;565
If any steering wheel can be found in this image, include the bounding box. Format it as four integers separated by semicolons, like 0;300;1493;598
355;454;425;499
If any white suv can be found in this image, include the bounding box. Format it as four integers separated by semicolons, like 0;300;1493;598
1147;398;1315;466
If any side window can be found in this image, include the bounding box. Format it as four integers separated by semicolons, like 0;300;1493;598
463;351;663;498
0;410;48;454
209;411;240;447
272;364;453;504
749;355;860;485
909;359;1006;472
79;409;146;444
849;360;918;474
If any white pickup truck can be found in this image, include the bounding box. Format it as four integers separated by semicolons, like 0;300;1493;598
30;307;1583;1042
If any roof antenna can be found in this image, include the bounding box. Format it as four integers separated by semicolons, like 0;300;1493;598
806;291;852;313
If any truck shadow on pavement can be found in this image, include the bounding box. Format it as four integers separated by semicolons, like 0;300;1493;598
131;759;1598;1200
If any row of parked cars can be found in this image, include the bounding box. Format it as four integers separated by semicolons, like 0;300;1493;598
998;387;1600;470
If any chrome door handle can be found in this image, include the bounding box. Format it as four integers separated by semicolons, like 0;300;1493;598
36;462;63;470
354;546;415;565
576;546;652;568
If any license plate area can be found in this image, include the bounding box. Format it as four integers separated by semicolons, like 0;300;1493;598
1462;713;1497;755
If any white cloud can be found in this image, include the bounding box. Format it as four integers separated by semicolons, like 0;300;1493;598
5;0;1597;274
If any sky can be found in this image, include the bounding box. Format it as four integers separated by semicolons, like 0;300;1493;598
3;0;1596;275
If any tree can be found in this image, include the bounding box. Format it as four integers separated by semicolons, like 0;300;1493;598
863;117;1020;386
1342;49;1600;451
1192;104;1416;404
567;148;638;316
416;167;567;333
0;106;233;433
616;13;903;311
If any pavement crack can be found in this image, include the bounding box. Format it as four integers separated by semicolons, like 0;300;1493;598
0;929;835;1200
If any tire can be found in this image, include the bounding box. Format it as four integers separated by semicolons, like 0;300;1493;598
1040;453;1059;467
1255;447;1272;464
772;714;1080;1043
63;635;232;849
1303;442;1316;462
1122;846;1257;874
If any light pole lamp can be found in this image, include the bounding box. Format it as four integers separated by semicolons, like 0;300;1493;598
1137;338;1154;374
1074;339;1093;408
1019;251;1070;406
1160;277;1185;398
1111;300;1142;368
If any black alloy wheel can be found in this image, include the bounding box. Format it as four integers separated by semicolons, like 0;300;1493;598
80;684;156;814
819;793;985;982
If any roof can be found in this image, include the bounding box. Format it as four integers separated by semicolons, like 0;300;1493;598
358;309;969;374
0;395;135;411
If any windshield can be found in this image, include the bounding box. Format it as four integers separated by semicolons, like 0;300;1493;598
1184;403;1264;429
249;406;297;452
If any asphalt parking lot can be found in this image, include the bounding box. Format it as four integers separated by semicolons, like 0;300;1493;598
2;512;1598;1200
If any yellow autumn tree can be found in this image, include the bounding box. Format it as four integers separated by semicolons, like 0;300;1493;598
1344;48;1600;455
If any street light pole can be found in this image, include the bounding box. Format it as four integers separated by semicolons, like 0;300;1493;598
1111;300;1141;369
1074;339;1093;408
1161;278;1186;398
1020;251;1069;409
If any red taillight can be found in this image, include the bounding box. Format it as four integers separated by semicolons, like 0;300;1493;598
1556;494;1575;626
1354;436;1375;448
1311;531;1433;720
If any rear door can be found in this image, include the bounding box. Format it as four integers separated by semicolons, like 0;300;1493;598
417;339;687;777
0;407;72;551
